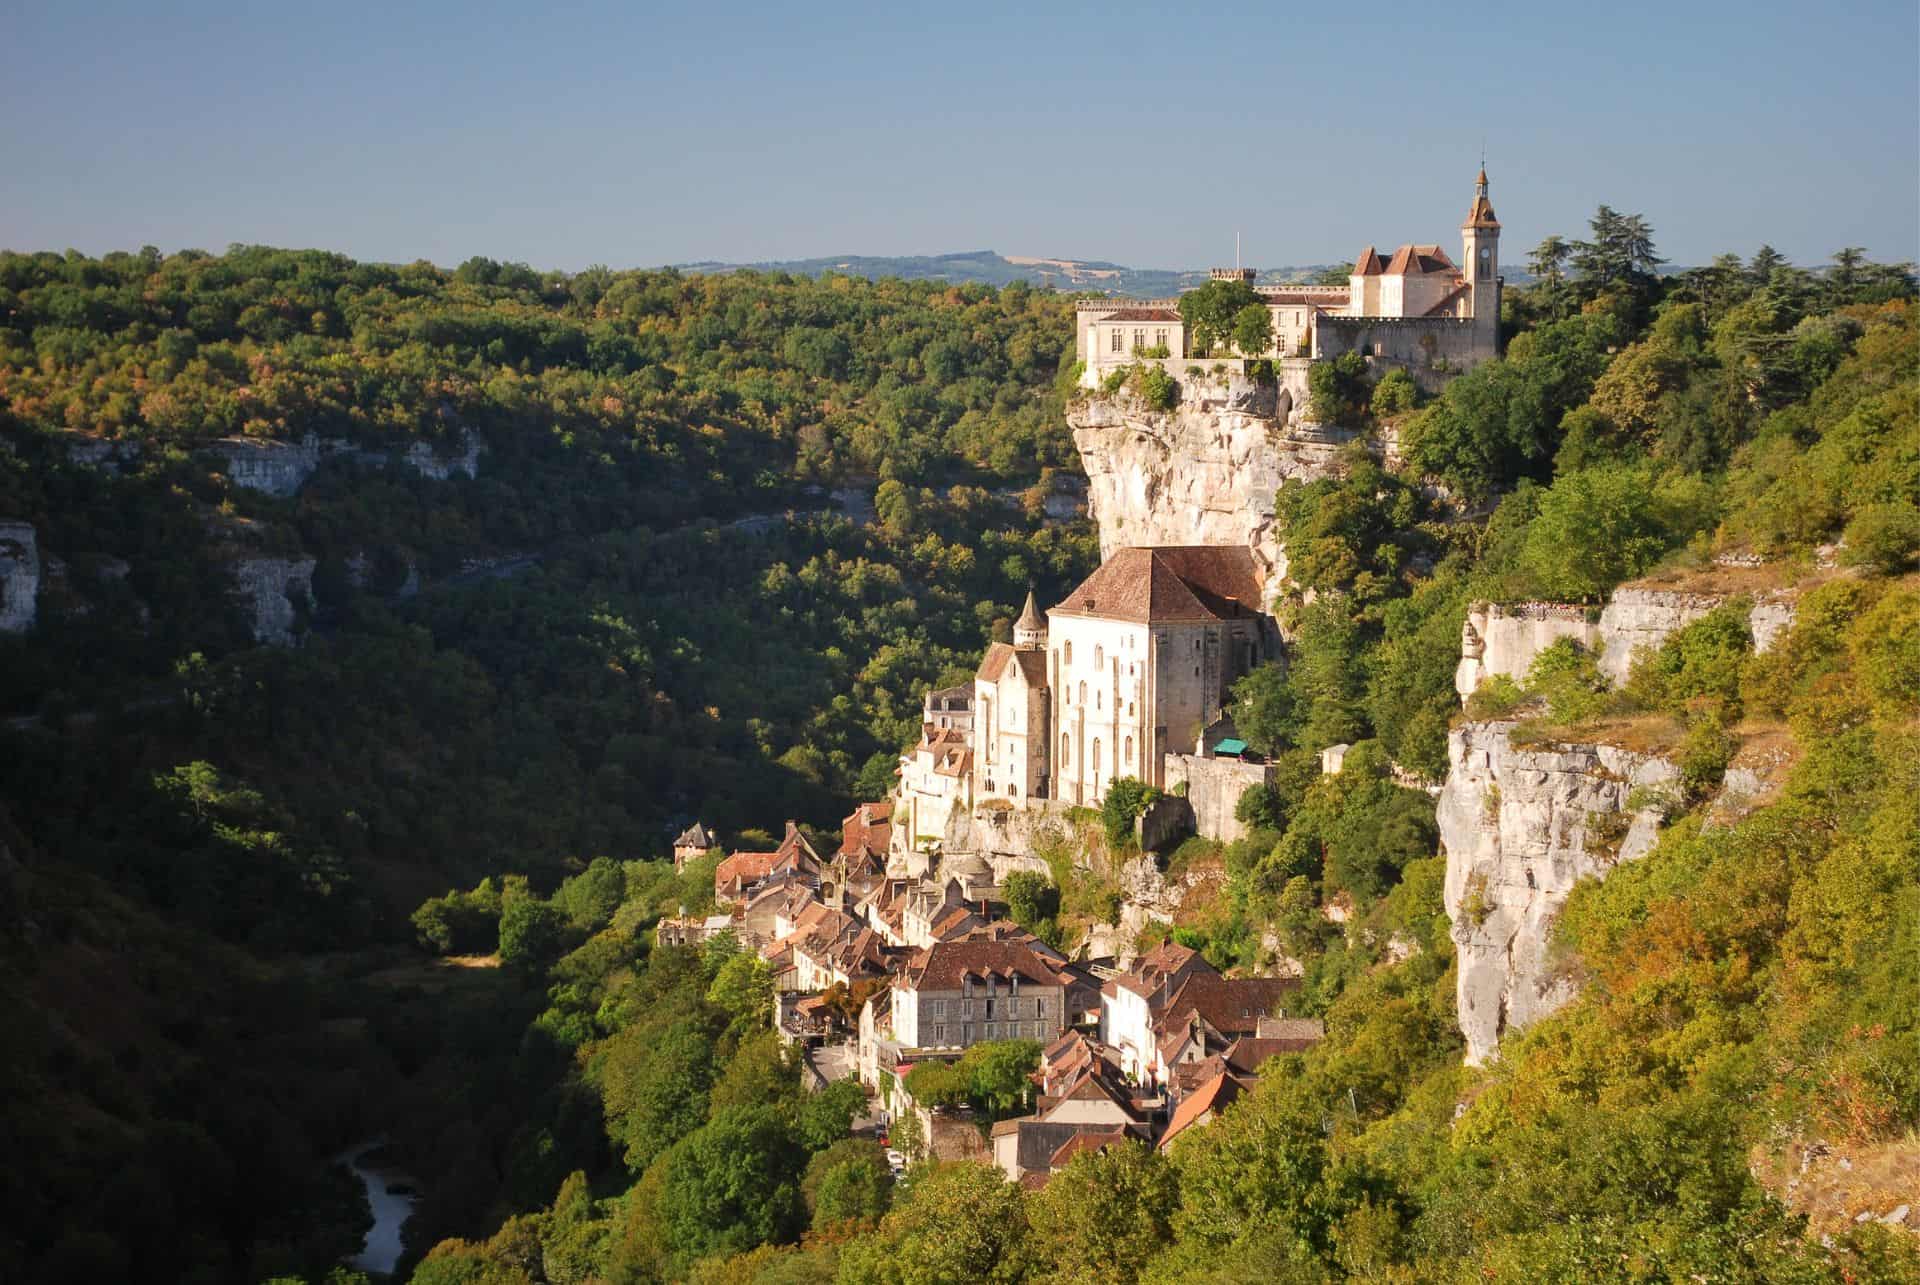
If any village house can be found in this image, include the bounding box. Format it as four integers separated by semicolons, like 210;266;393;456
891;939;1067;1050
1099;939;1302;1085
672;821;715;874
891;724;972;864
823;801;891;912
655;912;734;948
714;821;822;905
1075;168;1503;398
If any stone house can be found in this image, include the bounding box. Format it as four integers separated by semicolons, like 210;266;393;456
672;821;715;874
972;592;1052;804
1100;939;1213;1082
922;684;974;736
714;821;821;905
892;940;1067;1051
891;725;972;863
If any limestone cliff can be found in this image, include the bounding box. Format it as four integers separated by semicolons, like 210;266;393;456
1067;380;1354;605
0;522;40;633
1439;721;1677;1064
231;557;317;646
203;429;484;497
1456;582;1799;700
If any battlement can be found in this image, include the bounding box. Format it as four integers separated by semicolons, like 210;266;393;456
1209;267;1256;281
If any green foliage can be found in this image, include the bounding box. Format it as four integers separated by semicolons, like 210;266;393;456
498;898;569;972
834;1161;1029;1285
1099;777;1162;845
1002;869;1061;939
1626;600;1753;716
1130;363;1179;412
1369;367;1417;417
413;877;508;954
1516;463;1702;600
1024;1142;1178;1285
1177;278;1261;354
1231;304;1274;357
801;1139;892;1230
656;1105;806;1270
1839;500;1920;575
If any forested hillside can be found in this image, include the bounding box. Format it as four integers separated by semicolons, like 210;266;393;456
0;252;1094;1281
0;222;1915;1284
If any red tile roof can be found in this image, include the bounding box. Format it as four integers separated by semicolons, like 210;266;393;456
1161;975;1300;1037
1160;1069;1246;1150
1096;307;1182;322
1382;244;1457;276
1052;547;1264;625
1353;246;1385;276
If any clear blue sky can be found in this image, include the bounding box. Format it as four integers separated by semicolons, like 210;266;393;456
4;0;1916;272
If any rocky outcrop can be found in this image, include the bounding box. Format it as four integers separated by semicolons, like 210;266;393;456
1456;585;1800;700
1439;721;1677;1064
1068;385;1354;605
204;429;484;496
231;557;316;646
0;523;41;633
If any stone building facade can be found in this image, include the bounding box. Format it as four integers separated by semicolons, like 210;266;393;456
970;548;1275;811
1075;169;1503;400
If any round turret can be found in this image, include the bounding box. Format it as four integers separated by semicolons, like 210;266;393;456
1013;589;1047;650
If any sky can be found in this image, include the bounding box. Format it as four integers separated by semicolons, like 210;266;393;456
3;0;1916;273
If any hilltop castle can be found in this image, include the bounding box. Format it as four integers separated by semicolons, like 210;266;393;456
1075;168;1503;402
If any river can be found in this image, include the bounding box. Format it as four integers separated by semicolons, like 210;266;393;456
338;1138;420;1277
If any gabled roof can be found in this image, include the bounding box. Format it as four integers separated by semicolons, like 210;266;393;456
1096;307;1182;322
899;939;1064;991
977;641;1049;686
1422;281;1473;317
1353;246;1385;276
1160;1069;1247;1151
1160;975;1300;1037
838;802;893;862
1051;547;1264;625
1048;1126;1135;1169
1039;1068;1141;1123
1382;244;1458;276
675;822;714;849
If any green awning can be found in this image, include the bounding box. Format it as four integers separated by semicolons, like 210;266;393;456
1213;738;1248;755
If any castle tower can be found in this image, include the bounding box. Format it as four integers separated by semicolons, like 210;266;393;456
1013;589;1047;650
1461;166;1501;354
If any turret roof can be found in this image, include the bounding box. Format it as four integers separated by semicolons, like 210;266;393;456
1015;589;1045;634
1463;167;1500;230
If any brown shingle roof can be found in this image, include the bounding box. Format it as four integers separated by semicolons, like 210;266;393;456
1353;246;1385;276
1051;547;1264;625
977;641;1048;686
1161;975;1300;1037
1096;307;1182;322
900;940;1064;991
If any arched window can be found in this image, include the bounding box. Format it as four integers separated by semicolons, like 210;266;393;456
1124;736;1132;763
1193;638;1201;653
1078;681;1086;705
1096;690;1102;710
1094;645;1103;669
1092;738;1101;773
1061;732;1070;761
1064;641;1073;667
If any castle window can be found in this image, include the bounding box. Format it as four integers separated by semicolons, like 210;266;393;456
1094;645;1103;668
1064;641;1072;667
1061;732;1070;761
1109;329;1122;353
1092;738;1101;771
1124;736;1132;763
1096;690;1102;710
1078;681;1086;705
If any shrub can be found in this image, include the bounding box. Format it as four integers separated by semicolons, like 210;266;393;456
1839;501;1920;575
1464;673;1527;720
1132;363;1179;411
1371;367;1418;416
1678;714;1736;801
1100;777;1162;845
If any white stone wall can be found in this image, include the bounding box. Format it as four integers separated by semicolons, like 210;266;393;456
0;523;41;634
1163;752;1272;843
1049;617;1153;804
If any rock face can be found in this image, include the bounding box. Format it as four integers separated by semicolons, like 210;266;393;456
1439;721;1677;1064
1068;385;1353;605
0;522;41;633
1456;586;1799;700
231;557;316;646
205;430;484;496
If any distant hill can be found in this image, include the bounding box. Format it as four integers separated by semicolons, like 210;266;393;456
671;249;1357;297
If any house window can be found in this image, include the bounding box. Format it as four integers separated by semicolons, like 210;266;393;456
1132;329;1145;351
1155;328;1167;348
1109;329;1122;353
936;1025;947;1043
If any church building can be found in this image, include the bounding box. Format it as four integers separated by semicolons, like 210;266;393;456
972;547;1275;810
